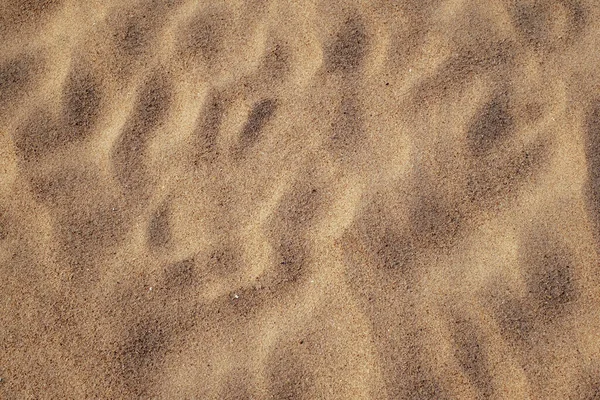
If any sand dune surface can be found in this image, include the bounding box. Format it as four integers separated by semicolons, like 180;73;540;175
2;0;600;398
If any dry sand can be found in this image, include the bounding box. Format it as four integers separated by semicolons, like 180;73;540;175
2;0;600;398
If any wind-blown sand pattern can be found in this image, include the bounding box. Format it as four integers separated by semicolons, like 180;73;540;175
2;0;600;398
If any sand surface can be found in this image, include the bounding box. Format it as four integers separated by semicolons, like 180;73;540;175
2;0;600;398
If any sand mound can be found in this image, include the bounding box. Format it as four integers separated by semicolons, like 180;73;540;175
2;0;600;398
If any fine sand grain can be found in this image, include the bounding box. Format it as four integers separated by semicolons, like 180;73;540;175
2;0;600;398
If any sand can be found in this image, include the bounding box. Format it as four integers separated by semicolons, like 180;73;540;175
2;0;600;398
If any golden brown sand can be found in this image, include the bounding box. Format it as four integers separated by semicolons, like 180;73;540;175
2;0;600;398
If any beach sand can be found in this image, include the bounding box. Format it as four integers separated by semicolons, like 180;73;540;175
2;0;600;398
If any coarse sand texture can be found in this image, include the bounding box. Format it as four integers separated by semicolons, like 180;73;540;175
2;0;600;398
